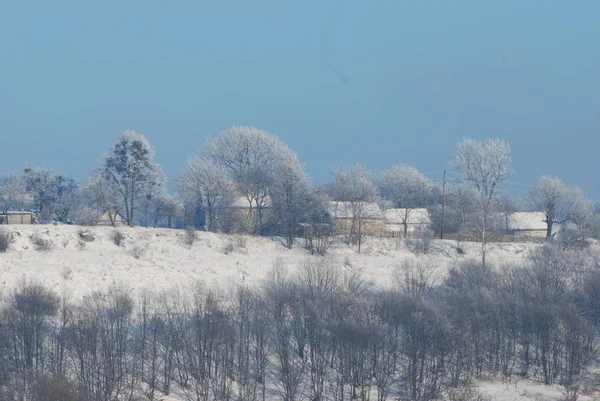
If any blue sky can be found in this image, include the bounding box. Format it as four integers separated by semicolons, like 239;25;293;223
1;1;599;201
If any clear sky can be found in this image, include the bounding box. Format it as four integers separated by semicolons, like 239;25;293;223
1;1;599;201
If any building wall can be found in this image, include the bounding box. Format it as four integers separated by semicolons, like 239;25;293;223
332;218;384;238
383;223;430;238
513;229;546;238
1;213;37;224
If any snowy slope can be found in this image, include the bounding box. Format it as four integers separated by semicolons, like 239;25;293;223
0;224;536;300
2;225;597;401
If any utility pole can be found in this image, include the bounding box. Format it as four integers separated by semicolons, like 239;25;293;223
440;169;446;239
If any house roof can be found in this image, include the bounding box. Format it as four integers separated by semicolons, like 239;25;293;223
384;208;431;225
506;212;547;231
0;210;39;215
328;201;384;220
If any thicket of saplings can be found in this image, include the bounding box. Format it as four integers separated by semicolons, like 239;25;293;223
0;246;598;401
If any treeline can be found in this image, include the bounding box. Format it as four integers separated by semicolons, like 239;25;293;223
2;128;598;252
0;246;598;400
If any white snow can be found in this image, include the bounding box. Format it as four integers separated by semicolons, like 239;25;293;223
0;224;538;300
1;224;597;401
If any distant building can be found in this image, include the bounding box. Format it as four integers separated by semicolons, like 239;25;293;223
383;208;431;238
506;212;550;238
224;196;273;233
328;201;384;237
0;210;40;225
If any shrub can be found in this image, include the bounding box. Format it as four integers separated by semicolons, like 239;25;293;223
446;384;491;401
78;229;96;242
407;228;434;255
184;226;196;247
31;233;53;251
131;244;147;259
222;240;235;255
31;374;85;401
112;229;125;246
0;229;11;253
235;235;247;249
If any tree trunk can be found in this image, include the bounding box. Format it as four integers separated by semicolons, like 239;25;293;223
546;220;553;238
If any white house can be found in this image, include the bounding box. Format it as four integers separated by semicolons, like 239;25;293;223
383;208;431;238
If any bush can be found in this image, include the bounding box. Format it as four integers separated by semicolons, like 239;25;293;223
31;374;85;401
557;227;589;251
407;228;434;255
131;244;147;259
0;229;11;253
78;229;96;242
222;240;235;255
184;226;196;247
446;384;491;401
235;235;247;249
0;373;84;401
31;233;53;251
112;229;125;246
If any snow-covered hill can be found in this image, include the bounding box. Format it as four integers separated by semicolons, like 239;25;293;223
2;225;598;401
1;224;536;300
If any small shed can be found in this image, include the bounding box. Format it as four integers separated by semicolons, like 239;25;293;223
0;211;40;225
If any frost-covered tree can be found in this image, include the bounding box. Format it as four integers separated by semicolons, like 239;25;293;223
22;168;58;218
529;176;596;240
178;154;236;231
102;130;164;226
455;138;512;265
149;193;183;228
0;172;31;213
270;156;314;248
51;177;81;223
21;168;79;221
568;187;596;238
330;163;379;252
381;164;433;238
88;168;121;225
203;126;304;234
137;169;167;227
528;176;571;238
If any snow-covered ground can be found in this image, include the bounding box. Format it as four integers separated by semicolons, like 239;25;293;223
0;224;537;299
1;224;598;401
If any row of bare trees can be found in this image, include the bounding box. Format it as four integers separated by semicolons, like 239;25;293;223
1;249;598;400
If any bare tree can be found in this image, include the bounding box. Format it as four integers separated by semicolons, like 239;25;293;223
0;173;31;213
528;176;571;238
204;126;299;234
331;163;379;253
270;157;314;248
22;168;58;219
88;168;121;225
136;168;167;227
455;138;511;265
381;164;433;238
178;154;236;232
567;187;596;239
